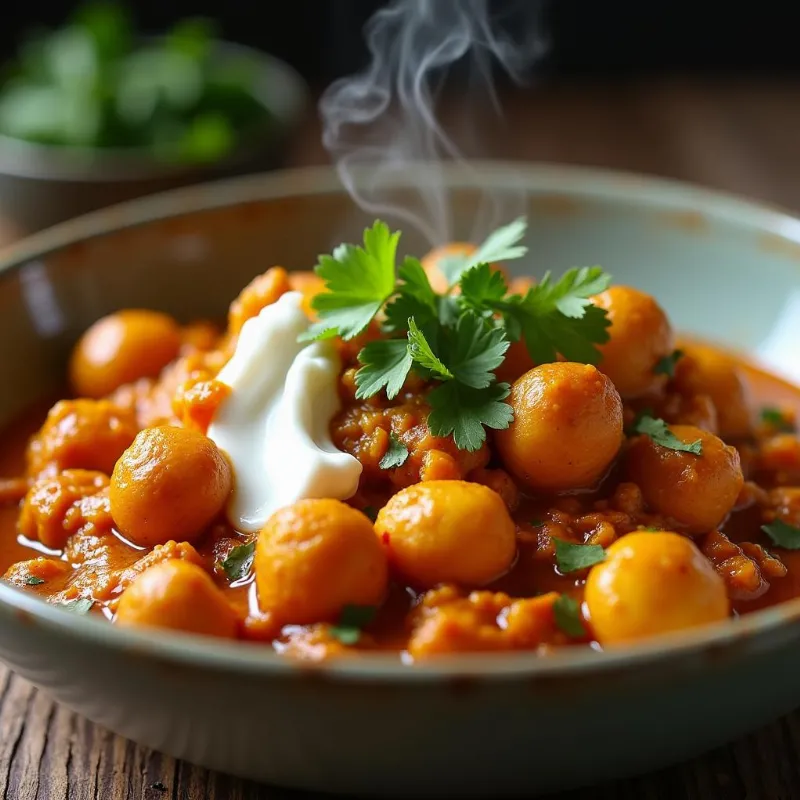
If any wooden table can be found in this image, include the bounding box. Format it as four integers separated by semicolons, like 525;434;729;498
3;78;800;799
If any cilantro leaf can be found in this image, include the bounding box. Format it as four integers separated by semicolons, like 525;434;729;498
633;414;703;454
428;381;513;451
761;519;800;550
448;312;510;389
553;539;606;574
303;221;399;341
459;262;509;309
25;576;45;586
355;339;413;400
499;267;612;364
379;432;410;470
553;594;586;638
221;541;255;581
407;318;453;379
654;349;684;378
58;598;94;615
362;506;378;522
529;266;611;318
440;218;528;286
760;407;796;433
383;257;439;333
329;604;377;645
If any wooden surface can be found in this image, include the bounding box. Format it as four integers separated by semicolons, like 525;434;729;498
4;78;800;799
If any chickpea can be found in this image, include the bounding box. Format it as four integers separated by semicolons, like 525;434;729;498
585;532;729;645
69;310;182;398
592;286;675;398
625;424;743;533
495;362;623;492
26;399;139;478
110;426;232;548
374;480;516;588
115;560;238;638
255;499;388;625
674;342;753;440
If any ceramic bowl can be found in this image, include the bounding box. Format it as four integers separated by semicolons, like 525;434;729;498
2;163;800;798
0;42;310;236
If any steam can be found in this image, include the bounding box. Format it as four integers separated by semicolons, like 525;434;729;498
320;0;548;246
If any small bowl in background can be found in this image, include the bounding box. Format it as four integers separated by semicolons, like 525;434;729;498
0;41;311;236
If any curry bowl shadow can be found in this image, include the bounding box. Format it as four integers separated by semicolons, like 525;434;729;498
2;162;800;797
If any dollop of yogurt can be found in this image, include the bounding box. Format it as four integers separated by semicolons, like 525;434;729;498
207;291;362;532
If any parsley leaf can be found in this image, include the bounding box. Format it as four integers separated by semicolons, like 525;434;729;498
329;604;377;645
59;598;94;615
221;541;255;581
439;217;528;287
448;312;510;389
654;349;684;378
407;318;453;379
428;381;513;451
501;267;612;364
459;262;509;309
762;519;800;550
355;339;413;400
379;433;410;470
383;257;438;333
553;539;606;574
553;594;587;638
25;576;45;586
633;414;703;454
760;407;796;433
303;221;399;341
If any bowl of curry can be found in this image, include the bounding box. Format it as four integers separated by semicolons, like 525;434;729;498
2;162;800;796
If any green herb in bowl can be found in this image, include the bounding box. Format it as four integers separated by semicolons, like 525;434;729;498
0;2;272;164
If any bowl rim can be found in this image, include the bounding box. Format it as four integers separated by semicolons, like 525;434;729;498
3;159;800;681
0;40;312;183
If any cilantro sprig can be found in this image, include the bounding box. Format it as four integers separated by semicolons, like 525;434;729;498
633;414;703;455
220;541;255;581
303;219;612;451
553;539;606;574
762;519;800;550
329;604;377;645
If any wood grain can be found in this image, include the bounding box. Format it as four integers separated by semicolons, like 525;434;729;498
4;78;800;799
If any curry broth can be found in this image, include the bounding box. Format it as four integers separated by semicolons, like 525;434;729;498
2;353;800;653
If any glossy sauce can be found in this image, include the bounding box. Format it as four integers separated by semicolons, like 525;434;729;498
3;353;800;651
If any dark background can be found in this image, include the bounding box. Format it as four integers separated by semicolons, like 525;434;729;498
2;0;800;87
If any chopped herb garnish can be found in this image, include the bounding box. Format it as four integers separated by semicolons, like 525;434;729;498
760;407;796;433
553;594;587;638
58;598;94;615
643;526;662;532
530;518;544;527
25;576;45;586
329;604;377;645
362;506;378;522
633;414;703;455
379;432;410;470
303;218;613;452
220;541;255;581
761;519;800;550
553;539;606;573
653;349;684;378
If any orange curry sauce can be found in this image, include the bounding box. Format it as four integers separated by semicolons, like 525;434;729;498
2;260;800;661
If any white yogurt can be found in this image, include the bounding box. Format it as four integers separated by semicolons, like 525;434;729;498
207;291;363;532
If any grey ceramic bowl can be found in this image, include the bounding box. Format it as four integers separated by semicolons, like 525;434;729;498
0;42;310;236
2;163;800;797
